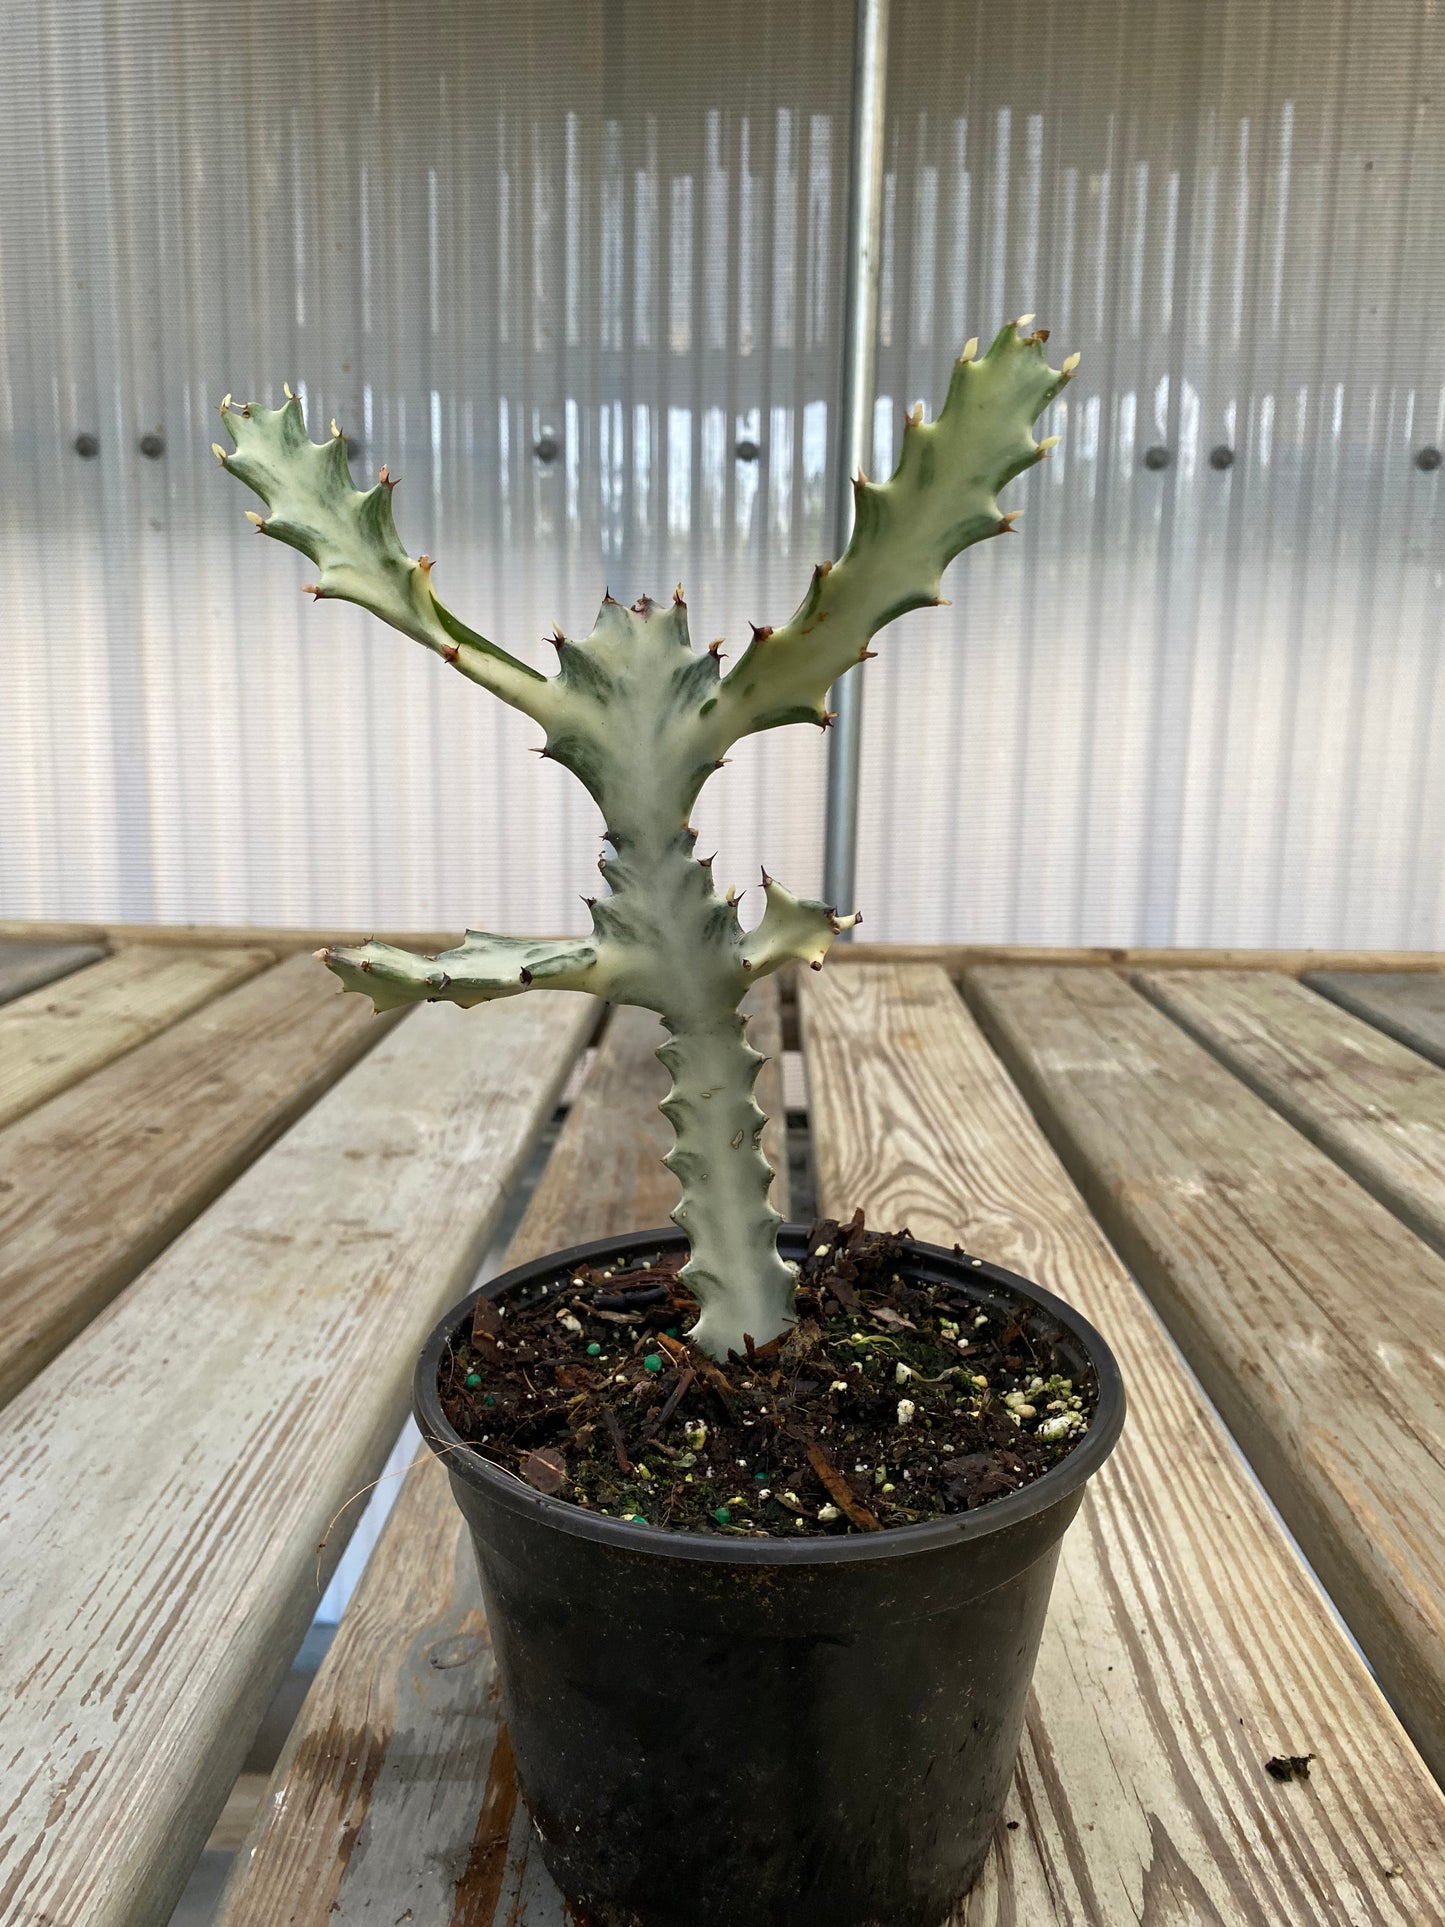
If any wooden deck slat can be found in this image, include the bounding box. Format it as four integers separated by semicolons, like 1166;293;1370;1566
0;990;594;1927
216;987;788;1927
965;963;1445;1789
1305;969;1445;1069
802;963;1445;1925
1136;968;1445;1256
0;942;272;1129
0;954;400;1406
0;938;105;1005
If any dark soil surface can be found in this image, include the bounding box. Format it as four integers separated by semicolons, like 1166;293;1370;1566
439;1212;1099;1538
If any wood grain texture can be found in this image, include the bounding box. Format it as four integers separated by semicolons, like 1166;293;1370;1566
1136;969;1445;1256
216;981;788;1927
0;990;594;1927
0;954;398;1406
966;964;1445;1788
1306;970;1445;1069
801;963;1445;1925
0;942;272;1129
0;938;105;1004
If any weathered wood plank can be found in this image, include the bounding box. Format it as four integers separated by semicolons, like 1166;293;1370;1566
1305;969;1445;1069
216;984;789;1927
0;943;272;1129
0;990;594;1927
0;954;397;1406
966;963;1445;1791
1136;969;1445;1256
802;964;1445;1924
0;938;105;1004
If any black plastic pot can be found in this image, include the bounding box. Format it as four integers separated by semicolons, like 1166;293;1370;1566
415;1225;1125;1927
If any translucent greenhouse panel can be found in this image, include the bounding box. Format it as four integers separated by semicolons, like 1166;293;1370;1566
0;0;848;932
1;0;1442;946
865;0;1445;946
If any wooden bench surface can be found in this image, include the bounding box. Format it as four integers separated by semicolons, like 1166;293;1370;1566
0;990;594;1927
0;937;106;1005
4;930;1445;1927
966;964;1445;1785
1306;968;1445;1068
0;941;272;1130
1136;967;1445;1256
215;988;788;1925
0;953;397;1405
805;964;1445;1923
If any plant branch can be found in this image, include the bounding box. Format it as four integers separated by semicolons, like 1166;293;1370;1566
706;322;1074;750
216;392;558;731
317;932;608;1012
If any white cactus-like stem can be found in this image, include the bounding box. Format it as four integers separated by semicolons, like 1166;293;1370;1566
215;320;1072;1356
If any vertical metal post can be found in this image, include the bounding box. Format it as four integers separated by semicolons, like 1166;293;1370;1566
822;0;890;925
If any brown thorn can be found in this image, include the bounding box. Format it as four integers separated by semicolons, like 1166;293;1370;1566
673;583;686;606
819;710;838;731
442;642;460;664
749;622;774;644
519;967;533;986
707;638;726;659
378;465;399;490
760;866;773;887
857;648;878;661
417;554;434;575
301;583;322;599
632;594;655;616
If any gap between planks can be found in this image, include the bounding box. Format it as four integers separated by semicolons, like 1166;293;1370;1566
214;985;788;1927
0;989;595;1927
802;962;1445;1925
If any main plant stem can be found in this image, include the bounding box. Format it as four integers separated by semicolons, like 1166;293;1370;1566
657;1009;792;1358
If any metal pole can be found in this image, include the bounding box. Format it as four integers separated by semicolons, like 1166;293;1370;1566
822;0;890;925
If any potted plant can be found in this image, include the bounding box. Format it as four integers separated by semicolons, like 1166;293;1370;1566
216;319;1124;1927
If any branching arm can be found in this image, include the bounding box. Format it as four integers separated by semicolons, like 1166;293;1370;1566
216;393;558;731
317;931;609;1012
705;322;1073;750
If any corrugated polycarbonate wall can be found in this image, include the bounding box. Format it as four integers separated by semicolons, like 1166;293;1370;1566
2;1;1442;946
872;4;1445;945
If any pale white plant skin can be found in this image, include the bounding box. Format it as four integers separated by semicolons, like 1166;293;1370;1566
215;324;1072;1357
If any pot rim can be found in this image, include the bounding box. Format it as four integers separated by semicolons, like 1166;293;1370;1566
414;1224;1126;1568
